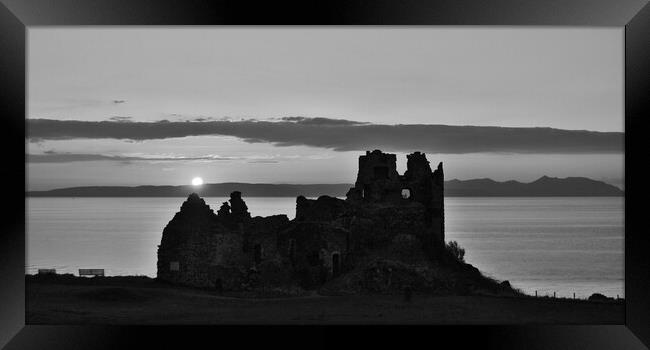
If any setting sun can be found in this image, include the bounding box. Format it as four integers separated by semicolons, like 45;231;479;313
191;177;203;186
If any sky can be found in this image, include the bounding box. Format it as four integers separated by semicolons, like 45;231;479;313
27;27;624;191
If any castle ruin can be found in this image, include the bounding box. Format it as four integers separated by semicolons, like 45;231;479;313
157;150;447;293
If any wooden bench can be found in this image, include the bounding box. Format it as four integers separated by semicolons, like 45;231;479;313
79;269;105;277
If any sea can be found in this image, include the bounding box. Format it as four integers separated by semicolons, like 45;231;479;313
26;196;624;299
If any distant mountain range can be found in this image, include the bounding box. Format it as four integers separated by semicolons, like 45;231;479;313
27;176;623;197
444;176;623;197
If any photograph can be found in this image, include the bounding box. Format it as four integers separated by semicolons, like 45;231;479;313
24;26;626;325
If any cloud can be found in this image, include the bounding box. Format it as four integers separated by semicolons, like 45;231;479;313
278;116;369;126
26;118;623;154
27;151;292;164
247;160;280;164
28;152;247;163
108;116;132;122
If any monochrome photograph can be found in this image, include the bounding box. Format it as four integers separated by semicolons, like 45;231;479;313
25;27;624;324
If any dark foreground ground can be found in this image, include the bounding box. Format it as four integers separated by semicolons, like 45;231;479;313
26;275;624;324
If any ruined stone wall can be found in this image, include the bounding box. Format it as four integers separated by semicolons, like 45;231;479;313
295;195;349;222
288;193;435;280
161;234;220;288
403;152;434;207
156;194;225;287
403;152;445;249
243;215;293;287
278;221;349;288
345;150;445;250
157;193;294;290
430;162;445;248
157;150;446;291
348;203;430;252
349;150;403;202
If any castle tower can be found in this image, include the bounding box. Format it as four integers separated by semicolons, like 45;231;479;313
349;150;402;202
345;150;445;250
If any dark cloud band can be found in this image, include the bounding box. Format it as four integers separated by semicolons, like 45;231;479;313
26;153;241;163
27;118;623;154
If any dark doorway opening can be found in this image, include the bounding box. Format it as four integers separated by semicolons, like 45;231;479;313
332;253;341;277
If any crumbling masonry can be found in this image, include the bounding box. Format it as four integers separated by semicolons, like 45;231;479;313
157;150;445;292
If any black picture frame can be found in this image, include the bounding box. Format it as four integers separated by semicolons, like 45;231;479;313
2;0;649;348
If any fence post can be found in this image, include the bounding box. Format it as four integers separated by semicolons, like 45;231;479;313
535;290;537;297
573;292;575;299
553;291;556;298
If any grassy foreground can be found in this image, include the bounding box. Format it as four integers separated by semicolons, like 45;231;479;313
26;275;624;325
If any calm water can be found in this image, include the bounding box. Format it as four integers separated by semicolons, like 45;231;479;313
26;197;624;298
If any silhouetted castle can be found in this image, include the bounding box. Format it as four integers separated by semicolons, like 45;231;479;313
157;150;448;293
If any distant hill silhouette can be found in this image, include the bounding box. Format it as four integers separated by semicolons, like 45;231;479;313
27;183;350;198
27;176;623;197
444;176;623;197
